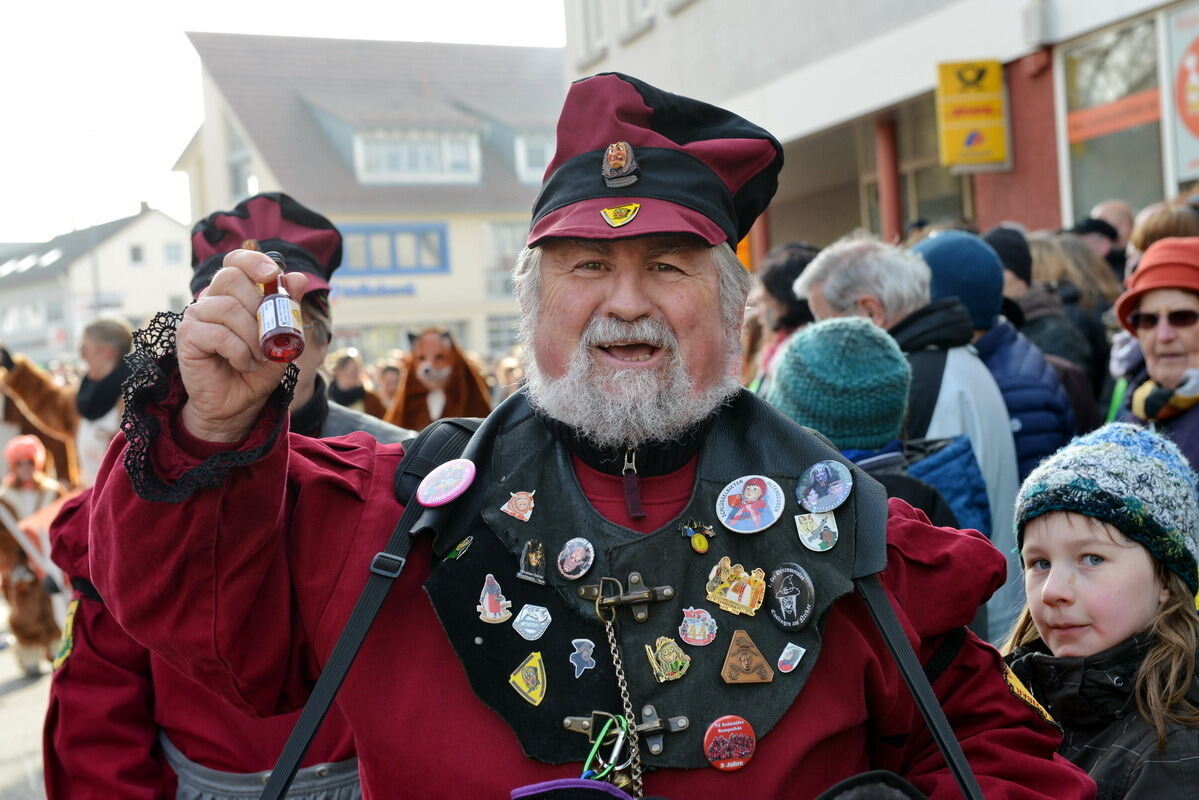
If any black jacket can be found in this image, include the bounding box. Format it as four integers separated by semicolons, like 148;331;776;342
888;298;974;439
1008;635;1199;799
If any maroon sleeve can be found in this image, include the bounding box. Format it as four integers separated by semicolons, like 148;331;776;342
43;596;173;800
87;377;406;718
872;499;1096;799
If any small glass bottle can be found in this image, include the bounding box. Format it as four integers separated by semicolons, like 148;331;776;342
257;251;305;363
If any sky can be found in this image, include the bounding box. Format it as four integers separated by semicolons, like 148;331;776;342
0;1;566;243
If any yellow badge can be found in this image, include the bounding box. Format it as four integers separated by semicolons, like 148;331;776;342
600;203;641;228
509;651;546;706
1004;665;1055;725
53;598;80;670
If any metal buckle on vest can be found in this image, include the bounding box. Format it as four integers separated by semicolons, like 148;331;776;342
576;572;675;622
563;704;689;756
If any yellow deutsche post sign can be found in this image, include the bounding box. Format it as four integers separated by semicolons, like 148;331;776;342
936;60;1010;169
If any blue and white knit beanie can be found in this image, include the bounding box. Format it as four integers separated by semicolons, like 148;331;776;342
1014;423;1199;593
764;317;911;450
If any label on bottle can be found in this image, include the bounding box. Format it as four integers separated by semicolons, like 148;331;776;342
277;296;301;329
258;299;277;337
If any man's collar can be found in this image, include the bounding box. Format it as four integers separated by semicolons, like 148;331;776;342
537;407;717;477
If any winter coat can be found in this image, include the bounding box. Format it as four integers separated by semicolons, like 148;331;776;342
1016;284;1093;379
1056;281;1112;394
905;435;990;536
974;320;1075;480
1008;635;1199;799
889;299;1021;642
848;447;958;528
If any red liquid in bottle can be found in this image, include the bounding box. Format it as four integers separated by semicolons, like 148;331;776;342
257;251;305;363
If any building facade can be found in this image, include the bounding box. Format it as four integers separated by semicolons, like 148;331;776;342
0;205;190;365
174;33;566;363
563;0;1188;254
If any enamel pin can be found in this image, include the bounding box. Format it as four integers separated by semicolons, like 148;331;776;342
795;511;839;552
705;556;766;616
778;642;806;674
500;490;536;522
721;630;774;684
570;639;597;679
443;536;474;561
767;562;816;631
678;607;718;646
509;652;546;706
512;604;552;641
645;636;691;683
601;141;640;187
517;539;546;584
416;458;475;507
704;715;756;771
557;537;595;580
678;519;716;554
717;475;785;533
476;574;513;623
796;460;853;513
600;203;641;228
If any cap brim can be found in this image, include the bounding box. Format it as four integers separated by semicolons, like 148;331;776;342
527;197;728;248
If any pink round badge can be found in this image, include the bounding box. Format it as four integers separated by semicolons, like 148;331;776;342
416;458;476;507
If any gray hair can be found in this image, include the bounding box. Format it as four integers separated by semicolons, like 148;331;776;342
793;233;930;322
512;240;752;344
82;318;133;356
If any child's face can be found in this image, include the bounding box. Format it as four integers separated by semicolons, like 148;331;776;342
1023;512;1167;658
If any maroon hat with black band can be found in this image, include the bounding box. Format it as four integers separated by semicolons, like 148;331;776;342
190;192;342;299
528;72;783;248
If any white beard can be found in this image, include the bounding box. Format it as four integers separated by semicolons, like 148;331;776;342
523;316;740;449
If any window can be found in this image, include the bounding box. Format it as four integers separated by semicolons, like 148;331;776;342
1062;17;1162;216
164;243;183;264
515;134;554;184
578;0;607;66
487;222;527;298
620;0;654;42
129;245;144;265
355;131;481;184
339;224;449;275
487;314;520;358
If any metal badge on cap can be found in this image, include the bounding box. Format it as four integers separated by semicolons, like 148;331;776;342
416;458;475;507
601;141;640;187
600;203;641;228
796;460;853;513
704;715;756;771
717;475;785;533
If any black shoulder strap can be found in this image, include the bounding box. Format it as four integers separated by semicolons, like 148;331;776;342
904;349;948;440
260;417;480;800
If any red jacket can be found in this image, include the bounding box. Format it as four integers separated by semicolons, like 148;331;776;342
44;491;357;798
88;389;1095;799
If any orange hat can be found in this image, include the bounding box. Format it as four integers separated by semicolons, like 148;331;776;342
1116;237;1199;332
4;435;44;471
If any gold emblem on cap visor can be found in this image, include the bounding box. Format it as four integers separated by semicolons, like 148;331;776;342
601;203;641;228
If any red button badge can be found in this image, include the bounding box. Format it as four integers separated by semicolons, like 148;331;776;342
703;714;756;771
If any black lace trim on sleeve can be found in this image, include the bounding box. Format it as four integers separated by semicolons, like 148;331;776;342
120;310;298;503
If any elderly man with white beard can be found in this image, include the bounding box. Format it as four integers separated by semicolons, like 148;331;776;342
84;73;1093;800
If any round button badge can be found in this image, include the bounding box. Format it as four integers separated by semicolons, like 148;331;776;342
704;715;756;771
556;537;596;580
796;460;853;513
416;458;476;507
716;475;785;534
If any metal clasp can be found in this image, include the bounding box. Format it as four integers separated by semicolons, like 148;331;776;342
577;572;674;623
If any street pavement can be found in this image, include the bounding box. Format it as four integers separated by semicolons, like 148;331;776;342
0;618;51;800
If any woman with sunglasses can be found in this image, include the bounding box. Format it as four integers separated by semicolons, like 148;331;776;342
1115;237;1199;468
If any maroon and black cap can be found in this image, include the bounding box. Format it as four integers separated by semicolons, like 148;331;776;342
528;72;783;248
190;192;342;299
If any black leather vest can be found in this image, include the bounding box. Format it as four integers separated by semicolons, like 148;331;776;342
422;389;885;769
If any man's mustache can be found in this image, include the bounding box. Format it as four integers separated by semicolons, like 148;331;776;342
578;317;677;350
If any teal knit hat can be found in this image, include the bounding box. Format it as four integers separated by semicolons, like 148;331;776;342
1015;423;1199;593
764;317;911;449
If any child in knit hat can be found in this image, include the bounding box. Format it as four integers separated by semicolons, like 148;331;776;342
1004;423;1199;795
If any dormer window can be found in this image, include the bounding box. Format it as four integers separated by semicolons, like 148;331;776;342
355;130;481;184
515;134;554;184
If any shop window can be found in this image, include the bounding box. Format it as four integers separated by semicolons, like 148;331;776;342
1063;17;1163;216
339;224;449;275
